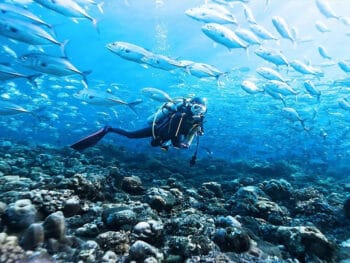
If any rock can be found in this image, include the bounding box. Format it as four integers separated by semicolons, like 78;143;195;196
262;179;293;201
43;211;66;241
167;235;214;258
121;176;144;194
213;227;251;253
78;240;100;263
20;223;44;250
274;226;336;261
132;220;164;245
102;250;119;263
96;231;130;254
101;207;137;230
128;240;163;262
62;197;81;217
0;232;26;263
2;199;37;231
344;197;350;219
143;188;177;211
0;160;11;174
216;215;242;228
76;223;100;238
200;182;223;198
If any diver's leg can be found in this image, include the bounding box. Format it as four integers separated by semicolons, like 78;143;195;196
109;127;153;138
70;126;111;150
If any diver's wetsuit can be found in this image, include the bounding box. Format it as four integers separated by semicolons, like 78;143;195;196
70;99;205;151
107;110;197;147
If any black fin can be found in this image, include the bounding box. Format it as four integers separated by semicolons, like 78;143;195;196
70;126;110;150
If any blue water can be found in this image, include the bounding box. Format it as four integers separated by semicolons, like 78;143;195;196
1;0;350;172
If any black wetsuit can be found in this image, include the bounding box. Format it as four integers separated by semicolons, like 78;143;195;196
70;103;203;151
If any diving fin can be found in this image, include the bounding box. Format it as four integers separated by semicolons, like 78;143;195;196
70;126;110;150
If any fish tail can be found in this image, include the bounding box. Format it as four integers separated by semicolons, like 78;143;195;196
27;74;41;88
91;18;100;34
82;70;92;88
60;40;69;57
97;2;104;13
127;99;143;115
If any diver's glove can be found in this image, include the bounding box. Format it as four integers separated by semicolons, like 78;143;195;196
173;142;189;149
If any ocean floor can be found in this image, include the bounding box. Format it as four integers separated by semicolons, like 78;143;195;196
0;141;349;263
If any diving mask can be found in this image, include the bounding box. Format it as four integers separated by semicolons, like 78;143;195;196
191;103;207;116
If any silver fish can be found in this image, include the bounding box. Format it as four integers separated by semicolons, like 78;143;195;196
256;67;286;82
18;53;90;84
106;41;152;63
0;63;39;85
33;0;97;26
202;23;248;50
0;17;62;46
263;80;298;96
254;47;288;66
282;107;308;130
290;60;324;77
0;100;30;115
235;28;261;45
241;80;263;94
142;87;173;103
141;53;181;72
272;16;294;42
304;80;321;101
0;3;51;28
249;24;277;40
185;6;237;25
339;98;350;111
315;20;330;33
338;61;350;73
243;4;256;24
184;62;224;79
318;45;332;60
74;89;142;113
315;0;339;19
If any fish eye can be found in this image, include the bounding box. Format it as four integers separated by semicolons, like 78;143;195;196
125;49;130;53
9;27;18;33
40;62;47;67
88;95;94;99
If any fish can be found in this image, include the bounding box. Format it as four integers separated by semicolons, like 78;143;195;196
272;16;294;43
243;4;256;24
317;45;332;60
338;98;350;111
185;6;237;25
0;63;40;86
340;16;350;26
1;45;18;58
256;67;286;82
184;62;225;79
304;80;321;101
106;41;152;63
74;0;104;13
141;87;173;103
263;80;298;96
249;24;277;40
235;28;261;45
290;60;324;77
282;107;308;131
254;47;288;66
240;80;263;94
0;3;51;28
73;89;142;113
33;0;98;26
333;78;350;87
18;53;91;85
0;17;62;47
338;61;350;73
315;0;339;20
141;53;182;72
201;23;248;51
315;20;331;33
0;100;31;115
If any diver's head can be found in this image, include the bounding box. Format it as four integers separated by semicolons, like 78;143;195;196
189;97;207;117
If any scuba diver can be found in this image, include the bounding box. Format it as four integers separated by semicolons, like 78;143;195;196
70;97;207;165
